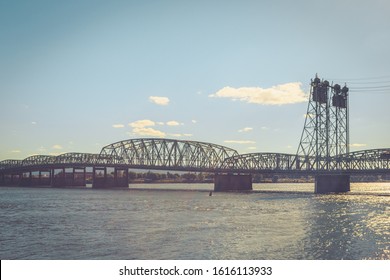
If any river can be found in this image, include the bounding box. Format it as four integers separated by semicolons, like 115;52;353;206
1;183;389;259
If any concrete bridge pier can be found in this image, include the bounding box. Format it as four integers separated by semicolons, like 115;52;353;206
19;171;32;186
92;167;129;188
315;174;350;194
51;168;65;187
0;173;20;186
19;170;51;186
92;167;106;188
114;168;129;188
51;167;86;187
214;173;253;191
73;168;86;186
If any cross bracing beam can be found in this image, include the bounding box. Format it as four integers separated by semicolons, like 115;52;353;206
0;159;22;170
0;140;389;174
99;138;239;171
221;152;311;171
334;148;390;171
22;155;56;167
54;153;102;165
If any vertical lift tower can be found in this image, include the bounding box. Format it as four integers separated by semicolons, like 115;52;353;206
297;74;350;193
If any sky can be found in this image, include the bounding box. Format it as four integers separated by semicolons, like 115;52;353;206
1;0;390;160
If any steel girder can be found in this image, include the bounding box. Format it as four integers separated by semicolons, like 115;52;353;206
1;140;389;174
22;155;56;167
220;149;390;173
99;138;239;171
221;152;310;171
54;153;102;165
335;148;390;171
0;159;22;170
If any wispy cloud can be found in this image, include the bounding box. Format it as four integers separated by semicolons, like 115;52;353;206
52;144;63;150
238;127;253;133
149;96;169;106
133;127;166;137
112;124;125;128
31;121;37;125
10;150;21;153
129;119;155;128
349;143;367;148
224;140;256;144
209;82;307;105
129;119;165;137
166;121;181;126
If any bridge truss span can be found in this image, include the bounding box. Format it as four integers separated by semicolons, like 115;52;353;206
99;138;239;172
221;152;311;173
337;148;390;172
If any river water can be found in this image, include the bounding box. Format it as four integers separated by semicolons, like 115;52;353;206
1;183;389;260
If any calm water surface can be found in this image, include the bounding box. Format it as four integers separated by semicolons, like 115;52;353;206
1;183;389;259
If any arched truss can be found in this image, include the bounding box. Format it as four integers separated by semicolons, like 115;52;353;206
22;155;56;167
336;148;390;171
99;138;239;171
221;149;390;172
54;153;102;165
0;160;22;170
1;141;389;174
221;152;308;171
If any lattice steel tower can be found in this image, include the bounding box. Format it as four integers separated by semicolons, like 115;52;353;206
296;74;349;170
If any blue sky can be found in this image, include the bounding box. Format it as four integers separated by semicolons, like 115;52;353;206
1;0;390;160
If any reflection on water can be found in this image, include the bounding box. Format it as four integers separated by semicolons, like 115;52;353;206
0;183;389;259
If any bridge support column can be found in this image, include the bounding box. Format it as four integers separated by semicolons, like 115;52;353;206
20;171;32;186
38;170;51;186
214;174;252;192
92;167;108;188
73;168;86;186
51;168;65;187
92;167;128;188
115;168;128;188
315;174;350;194
0;173;5;186
12;174;21;185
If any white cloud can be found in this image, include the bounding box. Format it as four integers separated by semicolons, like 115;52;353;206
192;120;197;124
133;127;166;137
166;121;181;126
10;150;21;153
224;140;256;144
238;127;253;133
112;124;125;128
349;143;367;148
183;133;193;137
149;96;170;106
209;82;307;105
52;145;63;150
129;119;155;128
31;121;37;125
128;119;165;137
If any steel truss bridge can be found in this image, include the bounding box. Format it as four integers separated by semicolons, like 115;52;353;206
1;76;389;191
0;138;389;179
